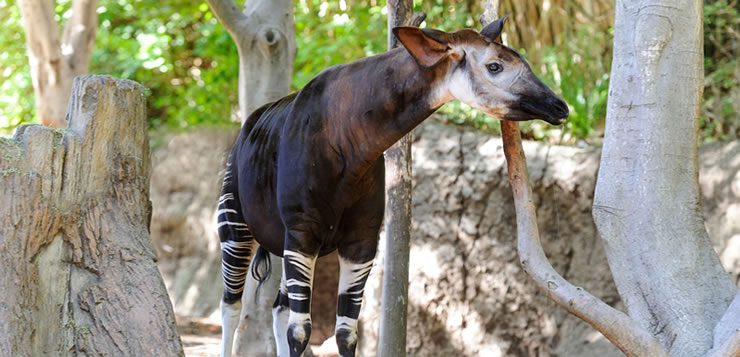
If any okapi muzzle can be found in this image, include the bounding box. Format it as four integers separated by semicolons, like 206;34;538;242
505;68;570;125
395;15;569;125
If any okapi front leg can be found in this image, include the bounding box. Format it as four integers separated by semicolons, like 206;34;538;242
335;256;374;356
283;246;318;356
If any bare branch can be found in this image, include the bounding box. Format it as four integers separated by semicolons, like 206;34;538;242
410;12;426;27
500;120;667;357
62;0;99;74
206;0;247;36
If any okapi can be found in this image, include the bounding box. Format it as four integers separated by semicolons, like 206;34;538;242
218;17;568;357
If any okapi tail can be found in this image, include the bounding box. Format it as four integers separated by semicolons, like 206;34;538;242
250;245;272;297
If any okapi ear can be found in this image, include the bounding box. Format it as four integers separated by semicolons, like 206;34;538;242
393;27;450;68
480;14;509;42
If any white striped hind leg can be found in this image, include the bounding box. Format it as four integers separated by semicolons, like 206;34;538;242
217;155;255;357
218;231;254;357
283;249;318;357
272;267;290;356
335;255;374;357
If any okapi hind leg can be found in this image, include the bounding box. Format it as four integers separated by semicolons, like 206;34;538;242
272;267;291;356
335;255;374;356
218;156;255;357
282;248;319;357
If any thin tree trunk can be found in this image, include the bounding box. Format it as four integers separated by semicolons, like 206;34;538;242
593;1;738;355
0;75;183;356
17;0;98;128
378;3;425;356
205;1;296;354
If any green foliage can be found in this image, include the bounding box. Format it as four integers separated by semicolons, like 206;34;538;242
0;0;35;132
702;0;739;141
0;0;240;133
93;0;239;128
293;1;386;89
292;0;480;89
0;0;736;144
514;24;611;144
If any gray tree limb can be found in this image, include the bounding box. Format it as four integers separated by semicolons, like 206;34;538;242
501;121;667;357
204;0;247;36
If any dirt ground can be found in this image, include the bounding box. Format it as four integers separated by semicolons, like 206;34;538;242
177;316;221;357
177;316;338;357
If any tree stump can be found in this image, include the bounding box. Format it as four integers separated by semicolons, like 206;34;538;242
0;75;183;356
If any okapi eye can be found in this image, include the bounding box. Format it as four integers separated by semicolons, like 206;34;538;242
486;62;503;74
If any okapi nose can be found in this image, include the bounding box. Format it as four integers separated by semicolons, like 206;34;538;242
551;98;569;119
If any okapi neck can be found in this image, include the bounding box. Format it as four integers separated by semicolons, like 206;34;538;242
327;47;446;162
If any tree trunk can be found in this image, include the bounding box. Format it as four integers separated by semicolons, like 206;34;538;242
207;0;296;125
0;75;183;356
378;3;426;356
205;1;296;354
592;1;738;355
18;0;98;128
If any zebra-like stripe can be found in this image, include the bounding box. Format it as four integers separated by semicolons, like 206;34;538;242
283;249;317;315
334;256;373;355
336;256;373;323
218;163;255;304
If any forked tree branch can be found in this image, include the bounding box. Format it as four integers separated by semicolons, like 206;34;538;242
205;0;247;36
500;120;667;357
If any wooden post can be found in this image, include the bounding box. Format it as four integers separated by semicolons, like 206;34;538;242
0;75;183;356
379;2;425;356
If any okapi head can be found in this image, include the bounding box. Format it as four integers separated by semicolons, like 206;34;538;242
393;16;569;125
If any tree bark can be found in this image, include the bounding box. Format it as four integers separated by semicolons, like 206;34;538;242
593;1;738;356
18;0;98;128
205;1;296;355
378;3;425;356
0;75;183;356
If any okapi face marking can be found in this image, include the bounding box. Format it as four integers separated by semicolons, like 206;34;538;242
394;16;570;125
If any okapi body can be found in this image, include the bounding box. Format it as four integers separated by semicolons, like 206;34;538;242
218;17;568;357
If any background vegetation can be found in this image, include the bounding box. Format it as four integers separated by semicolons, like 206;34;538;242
0;0;737;144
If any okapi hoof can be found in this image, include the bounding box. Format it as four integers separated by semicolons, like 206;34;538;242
287;322;311;357
335;328;358;357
